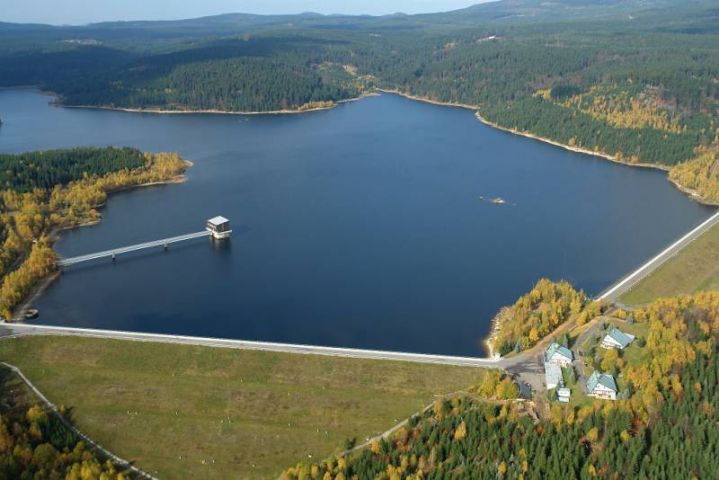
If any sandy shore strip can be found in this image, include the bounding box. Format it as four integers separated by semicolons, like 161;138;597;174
58;92;378;116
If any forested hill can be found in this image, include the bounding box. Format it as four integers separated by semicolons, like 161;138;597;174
0;0;718;198
283;292;719;479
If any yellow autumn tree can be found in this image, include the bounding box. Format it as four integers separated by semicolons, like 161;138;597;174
669;145;719;203
454;421;467;441
490;279;593;355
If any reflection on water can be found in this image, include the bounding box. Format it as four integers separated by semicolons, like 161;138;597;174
211;238;232;253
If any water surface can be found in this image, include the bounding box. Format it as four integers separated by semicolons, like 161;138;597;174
0;90;713;356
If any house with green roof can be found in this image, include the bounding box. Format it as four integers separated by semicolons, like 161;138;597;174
601;327;635;350
586;371;618;400
544;342;573;367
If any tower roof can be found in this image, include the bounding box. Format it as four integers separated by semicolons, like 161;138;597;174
207;216;230;226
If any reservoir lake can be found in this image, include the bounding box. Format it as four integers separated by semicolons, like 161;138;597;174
0;89;714;356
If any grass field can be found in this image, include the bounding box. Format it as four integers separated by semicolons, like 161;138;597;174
619;221;719;305
0;336;486;479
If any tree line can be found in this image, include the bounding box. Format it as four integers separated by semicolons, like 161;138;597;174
0;147;145;192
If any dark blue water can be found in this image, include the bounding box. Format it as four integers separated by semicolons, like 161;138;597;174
0;89;714;356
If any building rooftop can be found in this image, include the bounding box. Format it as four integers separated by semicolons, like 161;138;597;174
605;327;635;349
545;342;573;362
545;362;563;389
207;216;230;226
587;371;617;393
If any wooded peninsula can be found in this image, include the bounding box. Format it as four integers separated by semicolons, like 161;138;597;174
0;147;188;319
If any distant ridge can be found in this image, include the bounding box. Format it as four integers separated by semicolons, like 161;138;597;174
2;0;704;31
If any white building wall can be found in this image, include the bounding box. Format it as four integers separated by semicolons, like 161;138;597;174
547;353;573;367
589;384;617;400
601;336;622;349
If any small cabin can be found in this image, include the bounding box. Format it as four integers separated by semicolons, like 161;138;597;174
206;216;232;239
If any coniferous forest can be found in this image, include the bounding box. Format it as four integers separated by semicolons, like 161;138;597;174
0;147;145;192
1;1;717;200
285;352;719;480
283;292;719;479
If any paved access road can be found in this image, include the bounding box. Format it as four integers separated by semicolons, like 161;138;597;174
598;208;719;302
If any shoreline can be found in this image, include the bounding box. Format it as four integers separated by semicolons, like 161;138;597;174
381;89;719;208
16;86;717;207
7;87;717;358
379;89;629;161
57;92;378;117
667;177;719;207
483;309;505;359
10;163;191;321
380;89;719;351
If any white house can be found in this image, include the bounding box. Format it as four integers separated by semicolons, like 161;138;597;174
601;327;635;350
544;342;574;367
586;371;618;400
